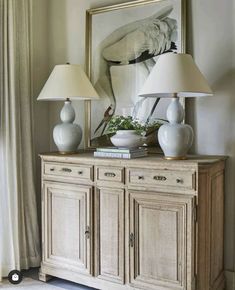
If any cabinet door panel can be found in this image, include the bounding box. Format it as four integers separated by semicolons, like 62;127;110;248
43;182;92;276
95;188;124;284
139;207;178;281
210;172;224;287
128;191;195;290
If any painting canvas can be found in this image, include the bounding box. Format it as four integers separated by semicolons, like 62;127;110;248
85;0;185;147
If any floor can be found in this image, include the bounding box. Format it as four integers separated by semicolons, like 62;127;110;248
1;268;96;290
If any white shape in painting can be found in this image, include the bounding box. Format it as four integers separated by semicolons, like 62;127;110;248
110;63;149;116
102;10;177;64
110;63;170;122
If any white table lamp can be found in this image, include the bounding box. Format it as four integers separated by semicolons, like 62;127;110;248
139;53;213;159
37;64;99;153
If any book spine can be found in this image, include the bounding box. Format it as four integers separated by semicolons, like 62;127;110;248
94;151;147;159
97;148;131;153
96;148;147;154
94;152;130;159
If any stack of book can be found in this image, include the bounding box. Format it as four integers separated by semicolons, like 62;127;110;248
94;147;148;159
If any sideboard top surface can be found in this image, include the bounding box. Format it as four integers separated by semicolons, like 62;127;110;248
40;151;226;168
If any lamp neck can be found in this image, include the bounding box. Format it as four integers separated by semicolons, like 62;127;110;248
167;98;184;124
60;100;75;123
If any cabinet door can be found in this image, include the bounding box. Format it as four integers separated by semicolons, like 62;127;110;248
95;187;125;284
128;191;196;290
42;182;93;276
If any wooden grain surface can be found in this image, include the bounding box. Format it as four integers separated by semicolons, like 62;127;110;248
39;152;225;290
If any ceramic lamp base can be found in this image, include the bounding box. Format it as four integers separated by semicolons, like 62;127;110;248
53;100;82;153
158;97;193;159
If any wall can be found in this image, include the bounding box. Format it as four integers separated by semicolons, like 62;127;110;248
37;0;235;287
186;0;235;286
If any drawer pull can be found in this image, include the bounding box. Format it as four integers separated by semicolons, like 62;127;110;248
153;175;167;181
50;168;55;172
85;226;90;239
78;171;83;175
61;168;72;173
176;178;184;184
138;176;144;180
104;172;116;177
129;233;135;247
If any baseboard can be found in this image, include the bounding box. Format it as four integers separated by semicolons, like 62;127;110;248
225;270;235;290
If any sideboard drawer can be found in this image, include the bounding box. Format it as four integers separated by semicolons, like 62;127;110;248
44;162;93;181
96;166;124;184
128;168;196;190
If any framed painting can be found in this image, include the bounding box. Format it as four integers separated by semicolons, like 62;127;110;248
85;0;186;148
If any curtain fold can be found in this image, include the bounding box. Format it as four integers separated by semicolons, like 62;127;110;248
0;0;41;280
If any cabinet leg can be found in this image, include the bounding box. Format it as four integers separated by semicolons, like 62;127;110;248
39;270;52;282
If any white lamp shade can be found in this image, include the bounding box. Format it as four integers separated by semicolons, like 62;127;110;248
139;53;213;98
37;64;99;101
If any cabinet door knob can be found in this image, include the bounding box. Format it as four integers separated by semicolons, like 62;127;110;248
78;171;83;175
104;172;116;177
138;176;144;180
176;178;184;184
50;168;55;172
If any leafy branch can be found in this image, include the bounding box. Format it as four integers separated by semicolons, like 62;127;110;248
106;115;165;136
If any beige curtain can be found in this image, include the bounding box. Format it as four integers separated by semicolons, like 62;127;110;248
0;0;41;280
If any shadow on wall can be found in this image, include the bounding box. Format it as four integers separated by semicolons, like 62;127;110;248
211;70;235;273
187;69;235;272
189;69;235;154
48;0;68;151
33;0;68;227
48;0;68;67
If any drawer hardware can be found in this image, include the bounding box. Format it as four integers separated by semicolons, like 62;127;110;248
176;178;184;184
61;168;72;173
153;175;167;181
50;168;55;172
78;171;83;175
104;172;116;177
138;176;144;180
85;226;90;239
129;233;135;247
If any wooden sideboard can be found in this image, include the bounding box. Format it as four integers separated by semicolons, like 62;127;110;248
39;152;226;290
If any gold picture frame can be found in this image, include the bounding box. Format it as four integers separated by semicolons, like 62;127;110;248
85;0;186;148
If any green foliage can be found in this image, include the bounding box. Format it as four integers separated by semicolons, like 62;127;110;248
106;115;163;136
